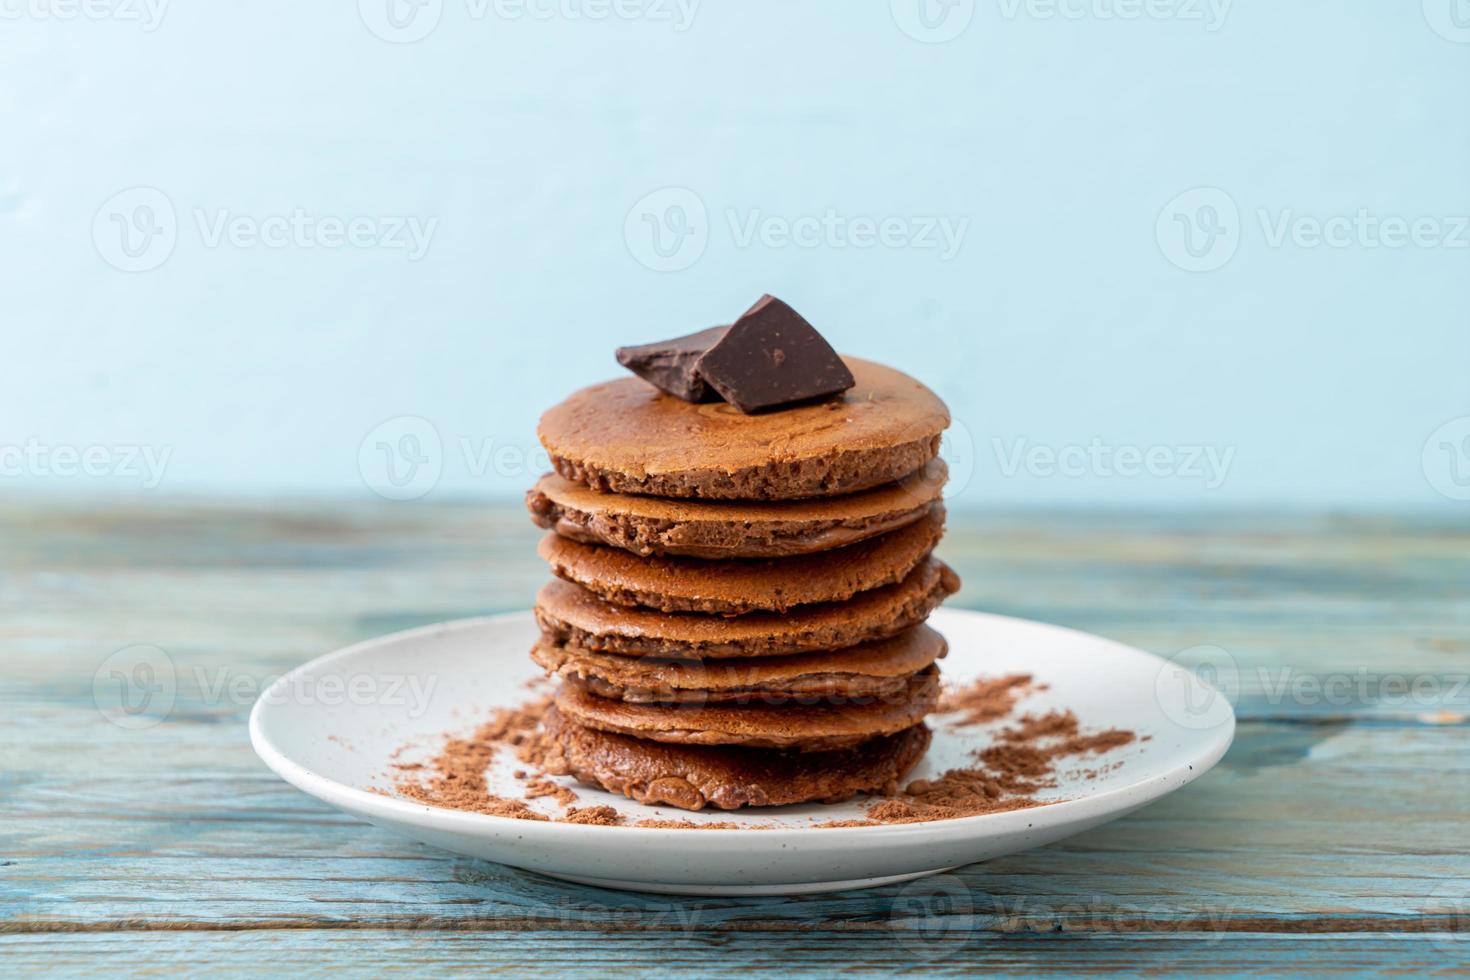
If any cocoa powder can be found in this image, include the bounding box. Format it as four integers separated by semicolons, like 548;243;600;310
564;805;624;826
392;696;573;820
524;777;578;807
937;673;1037;726
847;695;1138;825
389;675;1136;828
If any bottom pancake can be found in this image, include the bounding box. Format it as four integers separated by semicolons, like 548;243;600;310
553;669;940;751
541;705;932;811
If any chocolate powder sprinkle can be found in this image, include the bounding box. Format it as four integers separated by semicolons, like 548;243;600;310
564;805;624;826
846;703;1138;825
937;673;1038;726
392;696;569;820
390;676;1136;828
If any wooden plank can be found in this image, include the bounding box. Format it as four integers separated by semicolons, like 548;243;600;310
2;930;1468;977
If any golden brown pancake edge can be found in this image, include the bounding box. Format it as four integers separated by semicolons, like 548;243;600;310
529;624;948;703
552;669;940;751
525;461;947;558
536;506;945;615
533;557;962;659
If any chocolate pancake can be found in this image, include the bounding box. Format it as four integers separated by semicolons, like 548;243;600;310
537;507;945;615
530;624;948;704
542;707;931;810
537;357;949;500
534;557;961;659
525;459;947;559
553;669;940;751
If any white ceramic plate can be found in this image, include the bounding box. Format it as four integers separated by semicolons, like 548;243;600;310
250;608;1234;896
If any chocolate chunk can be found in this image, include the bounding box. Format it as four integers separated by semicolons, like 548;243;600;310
694;296;855;412
615;325;729;401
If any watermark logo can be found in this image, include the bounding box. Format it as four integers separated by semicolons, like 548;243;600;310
0;0;170;30
1423;416;1470;501
1423;0;1470;43
1429;877;1470;951
1154;644;1239;730
359;0;443;42
92;186;177;273
940;417;977;498
625;186;708;272
1156;187;1239;272
359;416;444;500
356;418;560;500
890;874;976;960
891;0;975;43
897;416;978;507
93;645;177;730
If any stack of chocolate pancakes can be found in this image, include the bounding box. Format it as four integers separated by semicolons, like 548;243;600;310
524;315;959;812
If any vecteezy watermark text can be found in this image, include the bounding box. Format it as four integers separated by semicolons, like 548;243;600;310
93;187;437;272
624;187;969;272
992;437;1235;489
193;208;436;259
890;0;1232;43
0;439;171;489
358;0;699;43
1154;643;1470;732
1257;209;1470;251
726;209;969;260
208;668;439;718
1157;187;1470;272
997;0;1231;31
0;0;169;30
93;644;441;729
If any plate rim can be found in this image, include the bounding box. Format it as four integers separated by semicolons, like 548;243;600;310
249;607;1236;843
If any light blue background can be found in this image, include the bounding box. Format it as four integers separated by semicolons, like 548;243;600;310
2;0;1467;507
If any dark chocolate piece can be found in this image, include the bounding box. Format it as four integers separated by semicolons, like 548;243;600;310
615;325;729;401
694;296;855;412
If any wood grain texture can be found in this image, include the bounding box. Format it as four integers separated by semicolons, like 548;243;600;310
2;500;1468;976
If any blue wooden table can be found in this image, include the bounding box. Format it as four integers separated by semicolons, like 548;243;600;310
3;502;1468;976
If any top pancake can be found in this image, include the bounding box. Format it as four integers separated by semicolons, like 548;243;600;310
526;459;947;559
538;357;949;500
